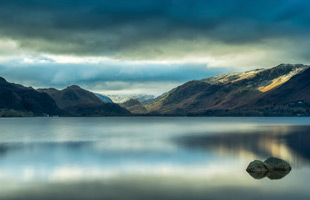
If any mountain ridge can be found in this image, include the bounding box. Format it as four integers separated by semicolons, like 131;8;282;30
0;78;63;116
120;99;147;114
38;86;131;116
38;86;103;110
145;64;310;116
1;63;310;117
94;93;113;103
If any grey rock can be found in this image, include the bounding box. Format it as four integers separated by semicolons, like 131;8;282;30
246;160;273;173
264;157;292;171
247;169;271;180
246;157;292;180
267;170;291;180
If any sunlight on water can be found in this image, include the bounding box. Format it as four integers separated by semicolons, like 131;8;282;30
0;117;310;200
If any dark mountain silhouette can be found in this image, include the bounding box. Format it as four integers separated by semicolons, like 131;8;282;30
65;103;131;117
0;77;63;116
38;85;104;110
38;86;131;116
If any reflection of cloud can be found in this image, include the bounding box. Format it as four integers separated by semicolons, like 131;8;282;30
262;140;293;162
0;169;310;200
0;162;249;183
93;140;176;152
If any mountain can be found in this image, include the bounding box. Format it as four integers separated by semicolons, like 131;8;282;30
108;94;155;104
120;99;147;114
2;63;310;117
136;95;156;104
64;103;131;117
94;93;113;103
38;85;104;110
249;67;310;105
146;64;310;116
0;77;63;116
38;86;131;116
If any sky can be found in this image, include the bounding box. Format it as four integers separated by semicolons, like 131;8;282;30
0;0;309;96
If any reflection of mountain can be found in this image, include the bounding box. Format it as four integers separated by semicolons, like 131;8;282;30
285;132;310;162
175;126;310;166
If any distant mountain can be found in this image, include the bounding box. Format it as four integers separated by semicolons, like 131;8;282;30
94;93;113;103
2;63;310;117
0;77;63;116
136;95;156;104
146;64;310;116
120;99;147;114
38;86;131;116
108;94;155;104
38;85;103;110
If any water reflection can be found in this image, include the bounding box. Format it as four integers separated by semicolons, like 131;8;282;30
247;169;291;180
0;118;309;200
175;126;310;166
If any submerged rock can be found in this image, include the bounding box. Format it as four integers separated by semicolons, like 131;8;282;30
246;160;273;173
264;157;292;171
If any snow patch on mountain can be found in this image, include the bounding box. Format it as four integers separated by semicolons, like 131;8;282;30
258;66;308;92
202;68;264;84
107;94;155;103
94;93;113;103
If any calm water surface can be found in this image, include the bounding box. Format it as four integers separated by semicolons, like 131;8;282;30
0;117;309;200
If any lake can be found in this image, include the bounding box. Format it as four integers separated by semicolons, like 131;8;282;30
0;117;309;200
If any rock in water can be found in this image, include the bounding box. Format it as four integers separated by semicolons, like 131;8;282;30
267;170;291;180
247;169;270;180
264;157;292;171
246;160;273;172
246;158;292;180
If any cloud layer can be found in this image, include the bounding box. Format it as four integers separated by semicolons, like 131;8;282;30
0;0;309;94
0;58;234;95
0;0;309;59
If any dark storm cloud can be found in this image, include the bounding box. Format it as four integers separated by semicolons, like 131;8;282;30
0;0;309;57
